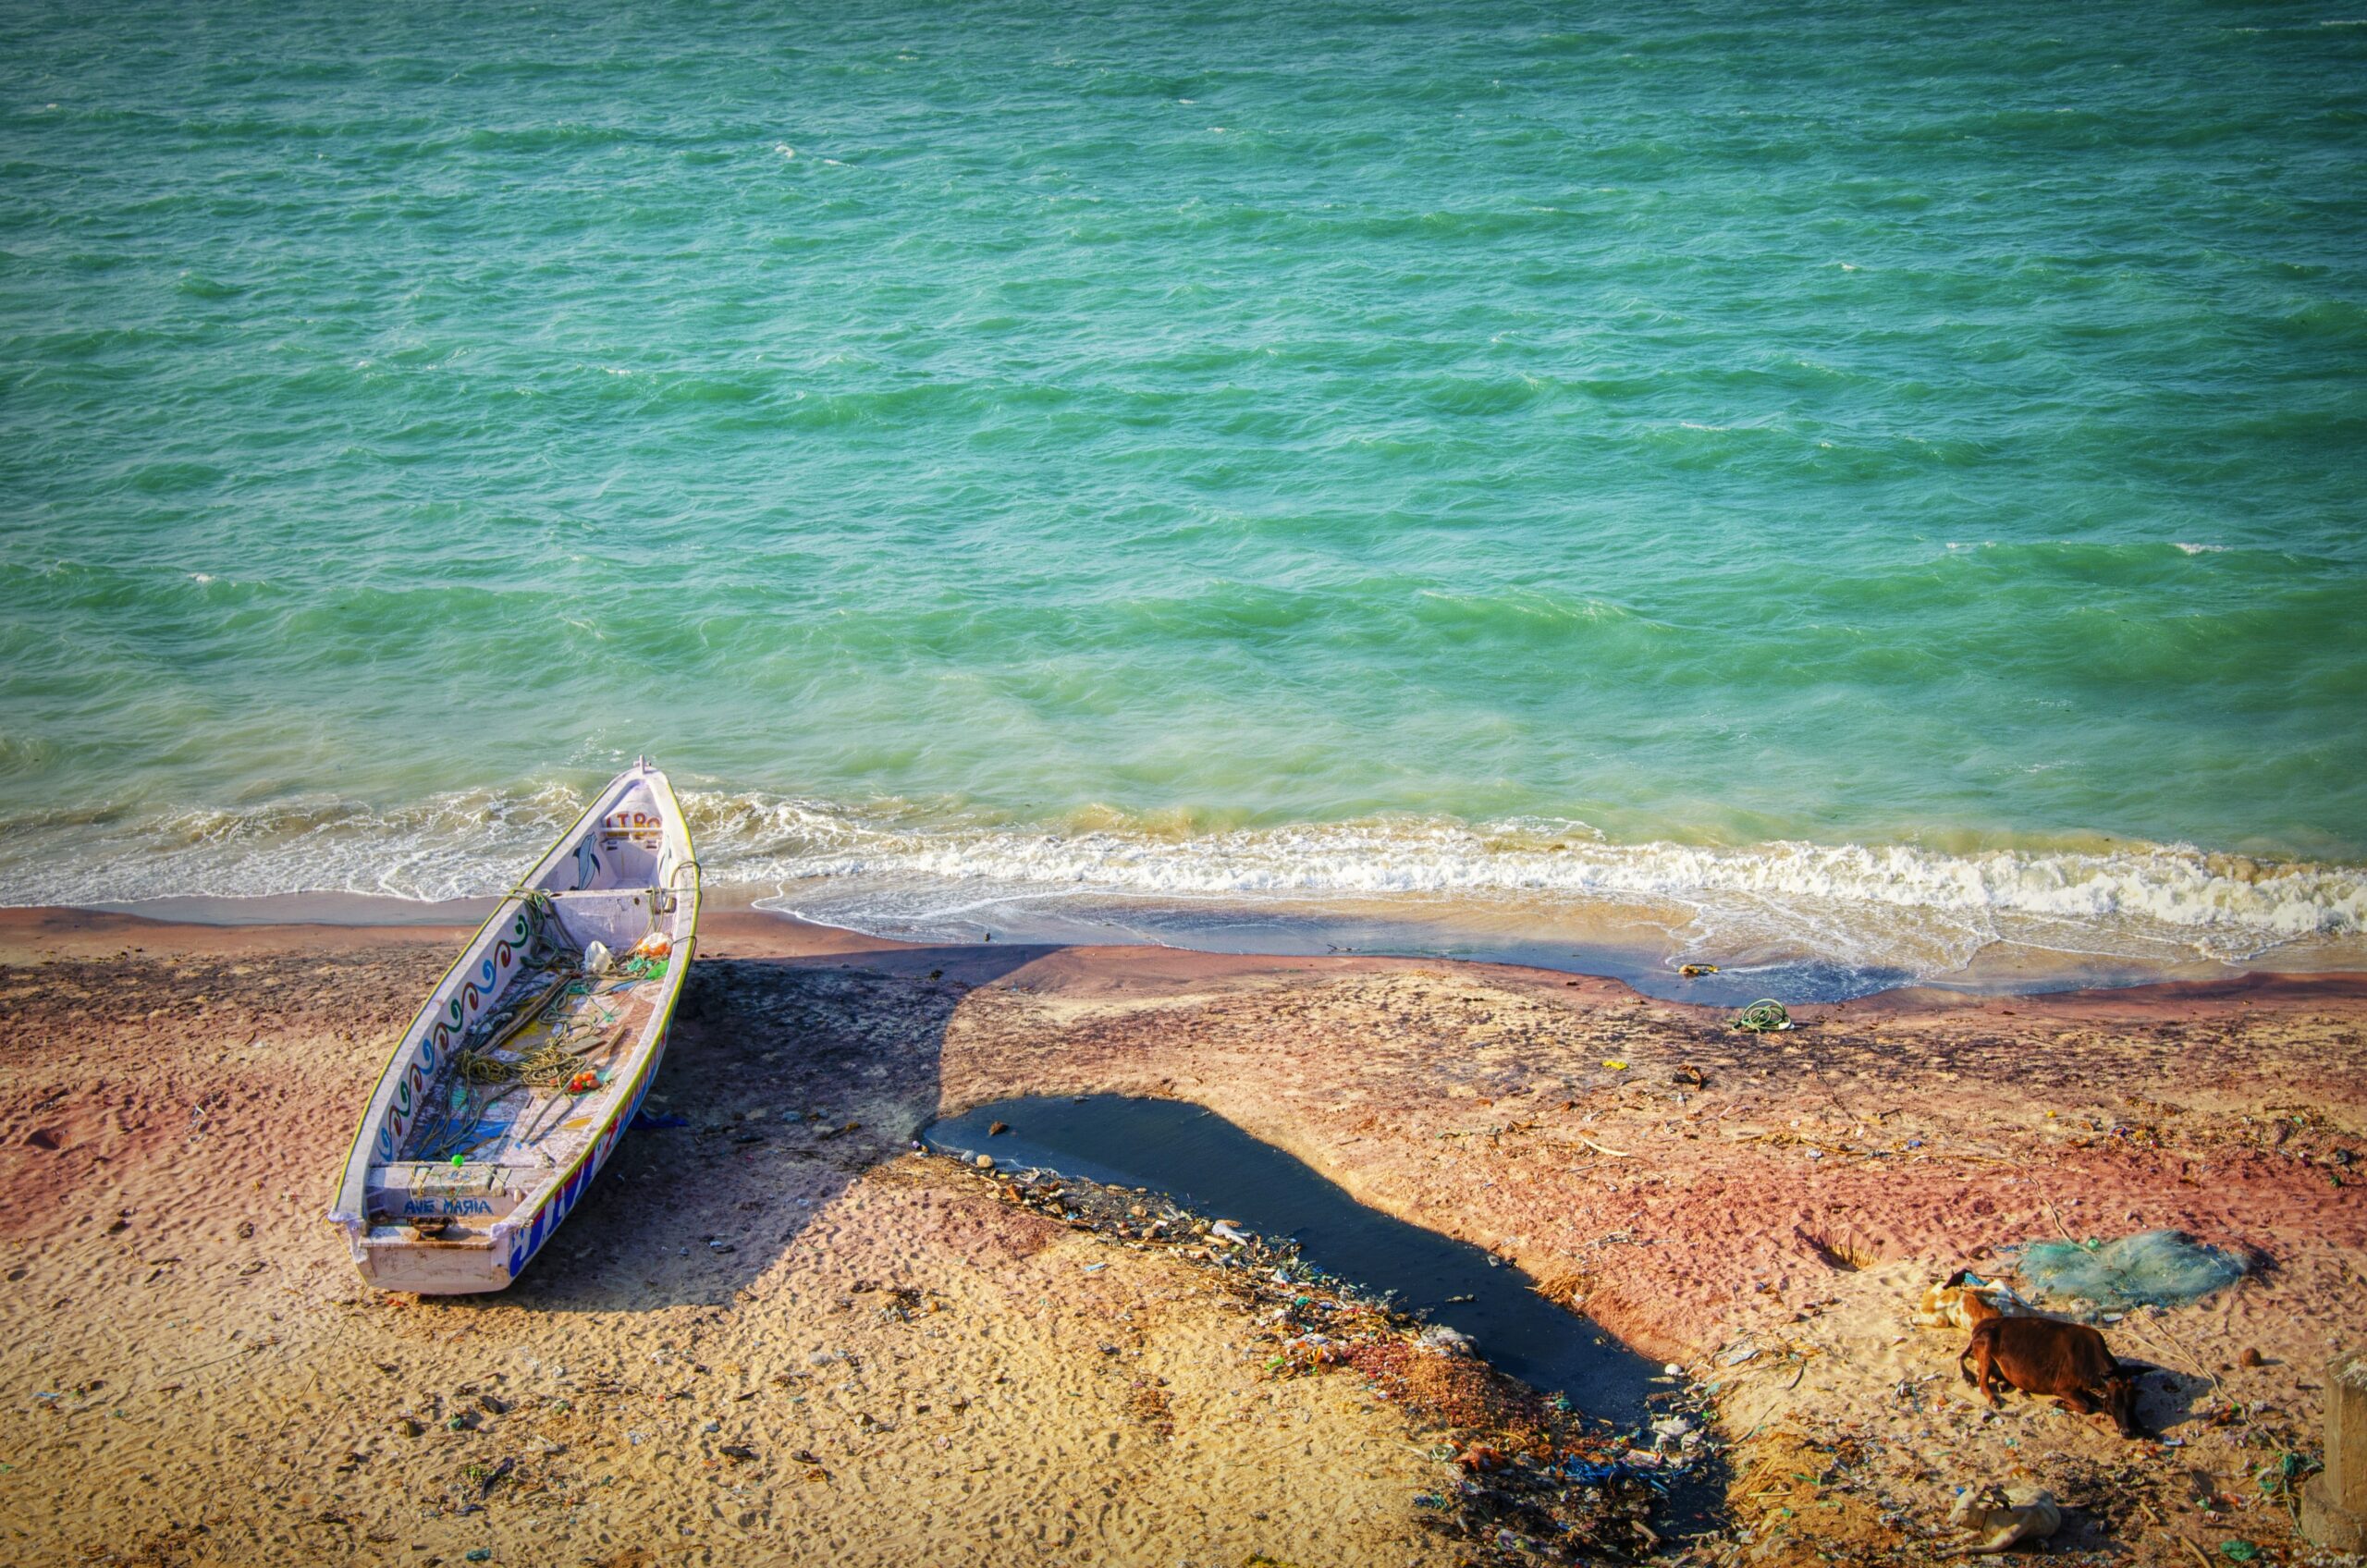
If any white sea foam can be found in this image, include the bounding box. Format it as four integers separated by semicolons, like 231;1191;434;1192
4;786;2358;979
726;813;2363;953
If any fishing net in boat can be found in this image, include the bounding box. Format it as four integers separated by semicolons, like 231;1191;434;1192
401;895;674;1161
2011;1230;2246;1311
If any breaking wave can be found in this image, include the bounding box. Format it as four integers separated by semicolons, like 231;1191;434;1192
1;785;2360;977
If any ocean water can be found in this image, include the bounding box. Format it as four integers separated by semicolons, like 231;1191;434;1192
3;1;2363;986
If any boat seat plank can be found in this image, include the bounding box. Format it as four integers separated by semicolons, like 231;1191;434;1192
539;887;672;949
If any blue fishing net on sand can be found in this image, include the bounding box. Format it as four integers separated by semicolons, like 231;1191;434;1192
2012;1230;2245;1312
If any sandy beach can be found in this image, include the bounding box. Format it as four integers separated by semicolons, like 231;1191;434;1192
2;907;2361;1566
12;3;2366;1562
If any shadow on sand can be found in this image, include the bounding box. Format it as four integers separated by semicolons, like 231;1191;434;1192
469;942;1056;1314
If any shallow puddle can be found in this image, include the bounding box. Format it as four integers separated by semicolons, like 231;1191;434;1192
925;1094;1675;1431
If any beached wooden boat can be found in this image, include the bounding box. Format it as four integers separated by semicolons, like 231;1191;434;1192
330;760;699;1293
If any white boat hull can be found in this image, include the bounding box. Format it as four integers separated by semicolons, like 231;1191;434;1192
328;761;699;1294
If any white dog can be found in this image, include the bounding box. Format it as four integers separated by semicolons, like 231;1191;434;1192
1945;1483;2062;1555
1913;1268;2031;1330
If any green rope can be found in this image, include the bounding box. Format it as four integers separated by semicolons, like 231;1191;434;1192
1730;998;1793;1034
507;886;580;967
417;1075;524;1161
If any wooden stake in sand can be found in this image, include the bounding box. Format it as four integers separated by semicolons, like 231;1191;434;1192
2302;1350;2367;1551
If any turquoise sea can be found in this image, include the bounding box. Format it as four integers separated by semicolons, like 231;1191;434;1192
3;1;2363;986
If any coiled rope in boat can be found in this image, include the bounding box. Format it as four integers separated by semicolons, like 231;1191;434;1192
456;1038;589;1089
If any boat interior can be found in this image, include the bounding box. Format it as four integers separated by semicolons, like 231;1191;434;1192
366;868;690;1240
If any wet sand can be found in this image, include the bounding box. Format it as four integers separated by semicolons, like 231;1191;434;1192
1;907;2361;1565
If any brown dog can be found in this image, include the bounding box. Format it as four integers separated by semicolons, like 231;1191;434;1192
1959;1316;2148;1439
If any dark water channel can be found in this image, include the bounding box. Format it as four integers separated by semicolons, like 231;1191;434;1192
924;1095;1688;1441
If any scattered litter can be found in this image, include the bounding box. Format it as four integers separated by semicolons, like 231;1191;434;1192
1562;1454;1660;1483
1678;963;1719;977
1419;1325;1477;1358
1730;998;1793;1033
2012;1230;2246;1311
1600;1060;1628;1072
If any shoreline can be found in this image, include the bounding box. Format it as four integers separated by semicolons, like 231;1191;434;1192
3;908;2361;1563
14;893;2367;1000
26;885;2361;1009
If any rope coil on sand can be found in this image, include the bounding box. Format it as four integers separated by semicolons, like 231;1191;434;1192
1729;998;1793;1033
